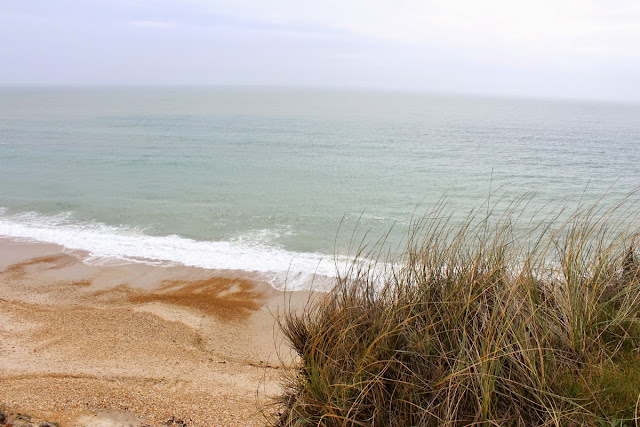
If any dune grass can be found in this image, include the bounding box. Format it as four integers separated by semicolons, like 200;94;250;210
272;194;640;426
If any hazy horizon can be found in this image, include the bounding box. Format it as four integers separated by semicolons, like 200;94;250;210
1;1;639;103
2;84;640;107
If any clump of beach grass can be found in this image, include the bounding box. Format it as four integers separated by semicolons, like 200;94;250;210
272;193;640;426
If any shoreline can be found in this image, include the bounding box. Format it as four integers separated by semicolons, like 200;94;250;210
0;211;340;291
0;237;312;426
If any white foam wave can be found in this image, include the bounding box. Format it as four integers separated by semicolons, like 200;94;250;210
0;210;345;290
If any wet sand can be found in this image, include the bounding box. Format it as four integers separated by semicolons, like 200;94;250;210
0;237;310;426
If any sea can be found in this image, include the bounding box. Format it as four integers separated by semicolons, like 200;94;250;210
1;86;639;289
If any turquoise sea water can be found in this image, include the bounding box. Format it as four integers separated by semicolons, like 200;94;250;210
1;87;639;288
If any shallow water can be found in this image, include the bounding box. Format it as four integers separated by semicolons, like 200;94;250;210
1;86;638;288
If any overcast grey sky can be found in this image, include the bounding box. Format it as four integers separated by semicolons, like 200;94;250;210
1;0;639;102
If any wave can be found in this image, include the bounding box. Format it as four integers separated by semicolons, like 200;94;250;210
0;210;344;290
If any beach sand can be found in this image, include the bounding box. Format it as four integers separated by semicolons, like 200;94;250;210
0;237;309;426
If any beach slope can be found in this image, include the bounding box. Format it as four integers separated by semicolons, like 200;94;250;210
0;238;298;426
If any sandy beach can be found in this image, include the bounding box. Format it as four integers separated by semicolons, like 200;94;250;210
0;237;306;426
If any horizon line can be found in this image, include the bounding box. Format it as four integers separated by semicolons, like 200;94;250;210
0;83;638;106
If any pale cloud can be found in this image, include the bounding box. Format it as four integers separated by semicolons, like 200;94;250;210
0;0;638;101
209;0;640;58
130;20;172;28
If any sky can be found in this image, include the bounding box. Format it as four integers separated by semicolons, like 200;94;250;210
1;0;639;102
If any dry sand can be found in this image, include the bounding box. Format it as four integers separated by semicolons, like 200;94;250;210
0;237;309;426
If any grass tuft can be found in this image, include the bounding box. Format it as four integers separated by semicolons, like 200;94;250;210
271;194;640;426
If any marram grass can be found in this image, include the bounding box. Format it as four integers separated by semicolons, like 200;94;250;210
271;194;640;426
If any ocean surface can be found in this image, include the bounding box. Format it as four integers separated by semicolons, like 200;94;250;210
1;87;639;289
